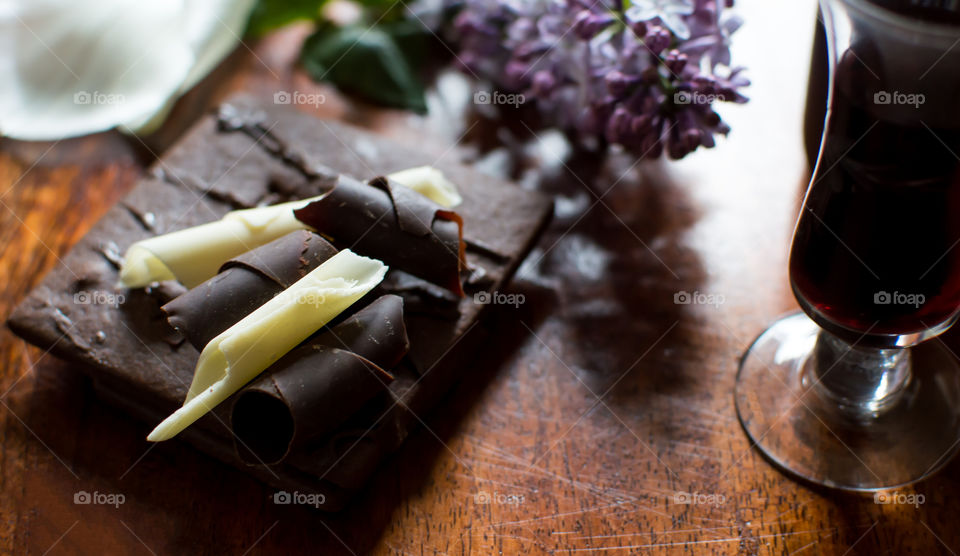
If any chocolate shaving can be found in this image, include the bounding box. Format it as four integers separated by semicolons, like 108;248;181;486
231;294;409;465
293;176;466;296
375;270;461;319
162;230;338;350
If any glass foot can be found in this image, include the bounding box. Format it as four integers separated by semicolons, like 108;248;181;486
735;312;960;491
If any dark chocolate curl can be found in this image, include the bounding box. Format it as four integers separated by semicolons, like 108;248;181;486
162;230;338;350
231;295;409;465
293;175;466;295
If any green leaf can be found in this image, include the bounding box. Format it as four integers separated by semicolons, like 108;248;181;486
301;24;428;113
246;0;325;37
381;19;433;68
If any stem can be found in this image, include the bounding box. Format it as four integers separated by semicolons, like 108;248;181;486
812;330;912;417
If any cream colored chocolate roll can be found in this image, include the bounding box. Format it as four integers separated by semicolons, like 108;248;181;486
146;249;387;442
387;166;462;208
118;196;321;289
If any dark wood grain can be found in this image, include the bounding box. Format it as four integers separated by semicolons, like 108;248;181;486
2;0;959;554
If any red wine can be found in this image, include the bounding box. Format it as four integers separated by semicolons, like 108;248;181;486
790;50;960;344
803;0;960;172
870;0;960;24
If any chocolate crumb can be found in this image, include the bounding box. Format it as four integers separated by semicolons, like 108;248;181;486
121;204;158;233
96;241;124;270
145;281;188;305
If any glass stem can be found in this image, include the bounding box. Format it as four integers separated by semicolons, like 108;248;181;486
812;330;912;417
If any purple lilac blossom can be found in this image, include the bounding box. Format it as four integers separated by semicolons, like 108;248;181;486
446;0;748;159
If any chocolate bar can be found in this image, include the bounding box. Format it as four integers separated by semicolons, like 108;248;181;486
8;94;553;510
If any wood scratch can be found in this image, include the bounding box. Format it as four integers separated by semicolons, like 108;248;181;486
559;527;845;551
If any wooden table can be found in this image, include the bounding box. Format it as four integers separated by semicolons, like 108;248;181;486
2;0;958;554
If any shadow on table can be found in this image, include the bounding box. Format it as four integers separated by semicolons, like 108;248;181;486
461;120;710;397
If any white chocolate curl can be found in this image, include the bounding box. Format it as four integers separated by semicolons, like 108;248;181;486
118;197;319;289
118;167;461;288
147;250;387;442
387;166;463;208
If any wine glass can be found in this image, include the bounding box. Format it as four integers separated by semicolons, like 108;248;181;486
735;0;960;490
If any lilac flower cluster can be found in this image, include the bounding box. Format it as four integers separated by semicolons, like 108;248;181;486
448;0;748;159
